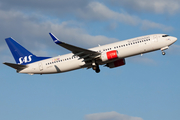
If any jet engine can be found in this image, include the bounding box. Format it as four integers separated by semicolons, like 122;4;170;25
106;58;126;68
100;50;120;62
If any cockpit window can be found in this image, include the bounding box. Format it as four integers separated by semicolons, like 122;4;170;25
162;35;169;37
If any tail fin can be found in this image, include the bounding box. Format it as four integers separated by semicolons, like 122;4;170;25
5;37;50;65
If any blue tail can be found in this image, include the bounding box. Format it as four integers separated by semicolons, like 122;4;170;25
5;37;50;65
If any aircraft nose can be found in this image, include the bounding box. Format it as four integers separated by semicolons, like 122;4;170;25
172;36;177;42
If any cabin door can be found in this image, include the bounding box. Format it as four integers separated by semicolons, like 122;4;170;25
153;35;158;42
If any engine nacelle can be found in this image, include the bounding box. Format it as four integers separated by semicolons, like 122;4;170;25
106;58;126;68
101;50;120;62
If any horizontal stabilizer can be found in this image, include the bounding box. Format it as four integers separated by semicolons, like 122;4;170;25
3;62;27;70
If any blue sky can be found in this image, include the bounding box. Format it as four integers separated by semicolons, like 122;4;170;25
0;0;180;120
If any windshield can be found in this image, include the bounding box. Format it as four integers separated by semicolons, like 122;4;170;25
162;35;169;37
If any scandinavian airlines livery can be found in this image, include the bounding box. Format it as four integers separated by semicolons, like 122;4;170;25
3;33;177;74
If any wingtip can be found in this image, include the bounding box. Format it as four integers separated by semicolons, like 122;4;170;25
49;33;56;40
49;33;62;44
5;37;14;41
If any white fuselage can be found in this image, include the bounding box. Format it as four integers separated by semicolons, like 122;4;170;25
19;34;177;74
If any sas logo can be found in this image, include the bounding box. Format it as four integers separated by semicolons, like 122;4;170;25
18;55;32;64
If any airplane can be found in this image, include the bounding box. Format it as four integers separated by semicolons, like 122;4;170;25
3;33;177;75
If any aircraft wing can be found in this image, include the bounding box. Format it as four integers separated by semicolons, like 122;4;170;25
49;33;100;61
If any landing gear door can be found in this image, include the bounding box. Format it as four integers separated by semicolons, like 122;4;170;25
153;35;158;42
38;62;43;71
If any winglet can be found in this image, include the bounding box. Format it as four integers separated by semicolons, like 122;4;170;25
49;33;62;44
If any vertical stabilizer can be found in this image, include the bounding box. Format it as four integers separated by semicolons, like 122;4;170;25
5;38;50;65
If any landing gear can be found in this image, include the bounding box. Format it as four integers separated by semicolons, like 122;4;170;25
162;51;166;55
92;60;100;73
92;64;100;73
95;65;100;73
161;46;168;56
